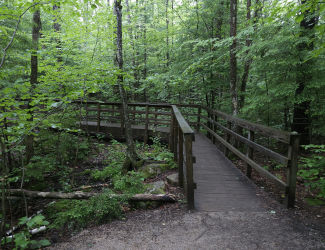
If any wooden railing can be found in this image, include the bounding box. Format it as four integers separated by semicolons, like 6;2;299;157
83;101;171;143
197;106;300;208
80;101;300;209
81;102;196;209
170;105;195;209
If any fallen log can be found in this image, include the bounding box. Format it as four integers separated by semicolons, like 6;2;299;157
6;189;177;202
71;183;110;191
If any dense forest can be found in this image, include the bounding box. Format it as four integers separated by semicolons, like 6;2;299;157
0;0;324;248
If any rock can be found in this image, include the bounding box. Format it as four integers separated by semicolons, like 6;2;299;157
146;181;165;194
140;163;169;179
166;173;179;186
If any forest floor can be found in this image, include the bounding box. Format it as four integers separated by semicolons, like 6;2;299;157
49;189;325;250
49;149;325;250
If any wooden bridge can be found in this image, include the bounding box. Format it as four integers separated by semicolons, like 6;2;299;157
80;101;299;211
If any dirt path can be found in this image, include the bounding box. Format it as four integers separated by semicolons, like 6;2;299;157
50;202;325;250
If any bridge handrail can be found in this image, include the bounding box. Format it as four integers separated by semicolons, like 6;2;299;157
79;101;299;209
170;105;195;209
200;106;290;143
197;106;300;208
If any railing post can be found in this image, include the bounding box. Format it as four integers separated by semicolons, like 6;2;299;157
224;121;232;157
144;105;149;144
97;103;101;133
133;105;136;123
112;104;115;123
246;130;255;178
285;133;300;208
197;106;201;132
120;104;125;135
178;127;184;187
169;112;175;151
185;133;194;209
173;119;178;162
206;108;211;139
85;102;89;133
212;113;216;144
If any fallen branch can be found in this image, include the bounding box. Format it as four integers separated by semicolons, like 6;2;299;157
6;189;177;202
71;183;110;191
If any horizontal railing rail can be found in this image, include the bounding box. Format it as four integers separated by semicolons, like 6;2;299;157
74;100;299;209
198;106;299;208
170;105;195;209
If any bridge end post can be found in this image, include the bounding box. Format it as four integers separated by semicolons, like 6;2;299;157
185;133;194;210
196;106;201;132
285;133;300;208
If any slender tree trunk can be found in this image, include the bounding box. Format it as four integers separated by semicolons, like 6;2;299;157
229;0;238;116
26;8;41;163
114;0;139;171
53;4;62;63
166;0;169;67
239;0;252;111
143;0;148;102
291;0;317;144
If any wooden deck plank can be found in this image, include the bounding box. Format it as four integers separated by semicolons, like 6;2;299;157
193;133;264;212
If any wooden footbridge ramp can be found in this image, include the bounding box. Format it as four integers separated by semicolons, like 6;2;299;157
80;102;300;211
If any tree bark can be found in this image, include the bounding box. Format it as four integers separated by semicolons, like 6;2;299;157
166;0;170;67
239;0;252;111
291;0;317;144
26;8;41;163
229;0;238;116
114;0;139;171
53;4;62;63
7;189;177;202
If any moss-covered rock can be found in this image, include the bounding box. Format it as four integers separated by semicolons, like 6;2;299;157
146;180;165;194
139;163;169;179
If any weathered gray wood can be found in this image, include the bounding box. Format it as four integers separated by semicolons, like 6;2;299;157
201;123;287;188
201;106;290;143
201;116;288;165
169;113;175;151
285;133;300;208
178;128;184;187
246;130;254;178
193;133;264;212
144;105;149;144
225;121;232;157
171;105;194;134
97;103;101;132
212;113;216;144
185;134;194;209
197;106;201;132
173;120;178;162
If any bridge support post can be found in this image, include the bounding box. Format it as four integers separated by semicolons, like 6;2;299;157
285;133;300;208
224;121;232;157
169;113;175;151
212;113;216;144
185;133;194;209
144;105;149;144
178;128;184;187
97;103;101;133
173;120;178;162
196;106;201;132
246;130;254;178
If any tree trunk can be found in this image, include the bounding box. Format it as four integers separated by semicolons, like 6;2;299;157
26;8;41;163
166;0;170;67
291;0;317;145
239;0;252;111
143;0;148;102
229;0;238;116
53;4;62;63
7;189;177;202
114;0;139;171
